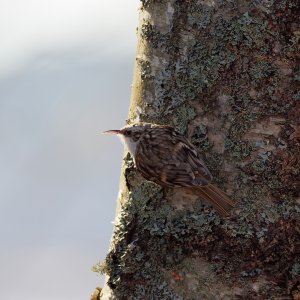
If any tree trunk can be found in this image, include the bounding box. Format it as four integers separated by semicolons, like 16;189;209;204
99;0;300;299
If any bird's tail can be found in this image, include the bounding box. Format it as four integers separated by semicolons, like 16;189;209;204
195;184;235;217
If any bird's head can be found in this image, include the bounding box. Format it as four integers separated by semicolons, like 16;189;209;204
103;123;151;157
104;123;151;141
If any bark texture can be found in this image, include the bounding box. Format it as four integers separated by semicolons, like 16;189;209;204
99;0;300;299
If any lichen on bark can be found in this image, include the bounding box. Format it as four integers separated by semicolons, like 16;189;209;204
99;0;300;299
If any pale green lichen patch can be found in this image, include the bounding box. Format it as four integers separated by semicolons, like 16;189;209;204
141;21;170;49
225;138;253;160
187;3;213;30
173;104;196;134
291;263;300;276
138;59;154;81
292;90;300;100
249;61;277;86
140;0;164;9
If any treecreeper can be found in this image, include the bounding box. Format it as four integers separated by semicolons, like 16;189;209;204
105;123;235;217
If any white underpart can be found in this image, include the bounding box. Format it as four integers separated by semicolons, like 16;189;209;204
119;135;138;162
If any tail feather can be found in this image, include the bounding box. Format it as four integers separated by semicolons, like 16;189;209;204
195;184;235;217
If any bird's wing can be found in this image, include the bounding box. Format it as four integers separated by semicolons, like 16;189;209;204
135;127;212;187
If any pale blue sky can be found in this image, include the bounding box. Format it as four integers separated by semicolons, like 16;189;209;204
0;1;139;299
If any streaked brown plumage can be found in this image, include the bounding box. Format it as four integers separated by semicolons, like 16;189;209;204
104;123;234;217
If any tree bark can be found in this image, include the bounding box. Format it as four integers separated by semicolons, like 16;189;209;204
99;0;300;299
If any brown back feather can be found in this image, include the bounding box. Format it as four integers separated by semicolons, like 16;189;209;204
135;126;212;188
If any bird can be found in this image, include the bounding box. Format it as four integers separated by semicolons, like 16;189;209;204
104;123;234;217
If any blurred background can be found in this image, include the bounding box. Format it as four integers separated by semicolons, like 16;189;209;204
0;0;139;299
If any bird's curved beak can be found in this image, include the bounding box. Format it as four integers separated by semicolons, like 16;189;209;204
103;129;121;135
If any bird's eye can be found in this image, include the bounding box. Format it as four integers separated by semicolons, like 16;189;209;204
126;130;131;135
132;132;141;141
